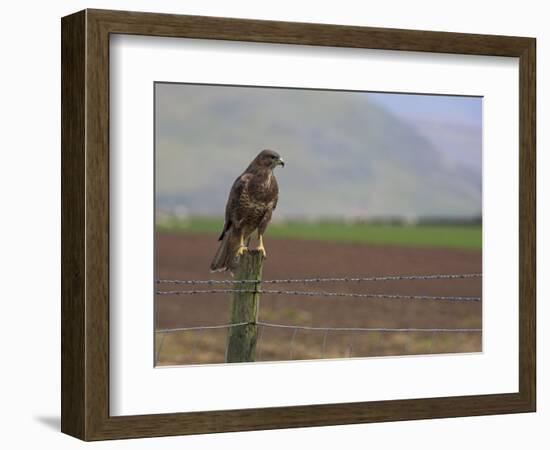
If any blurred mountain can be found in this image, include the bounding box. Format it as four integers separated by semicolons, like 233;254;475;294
155;84;481;220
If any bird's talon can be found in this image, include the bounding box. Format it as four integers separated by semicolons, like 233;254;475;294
236;245;248;257
255;246;267;258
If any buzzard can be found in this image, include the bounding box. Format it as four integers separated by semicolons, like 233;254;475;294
210;149;284;273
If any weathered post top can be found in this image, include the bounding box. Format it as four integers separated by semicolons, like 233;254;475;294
225;250;264;363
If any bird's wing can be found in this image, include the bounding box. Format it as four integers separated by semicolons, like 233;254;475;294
272;177;279;210
218;173;252;240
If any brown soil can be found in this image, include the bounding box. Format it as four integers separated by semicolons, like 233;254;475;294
155;232;482;365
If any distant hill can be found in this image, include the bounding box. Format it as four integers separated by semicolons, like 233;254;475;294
155;84;481;220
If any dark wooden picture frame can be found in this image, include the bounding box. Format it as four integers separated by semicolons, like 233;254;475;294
61;9;536;441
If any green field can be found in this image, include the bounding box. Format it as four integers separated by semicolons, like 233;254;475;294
157;216;482;249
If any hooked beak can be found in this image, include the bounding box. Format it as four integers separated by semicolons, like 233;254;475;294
278;157;285;167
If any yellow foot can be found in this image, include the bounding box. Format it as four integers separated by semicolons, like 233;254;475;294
255;245;267;258
236;245;248;257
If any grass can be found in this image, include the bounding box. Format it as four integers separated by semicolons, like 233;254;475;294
157;216;482;249
155;327;482;366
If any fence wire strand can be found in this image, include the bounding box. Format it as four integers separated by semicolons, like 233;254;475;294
156;288;481;302
256;321;481;333
154;272;482;361
156;321;251;334
155;321;481;334
157;273;481;286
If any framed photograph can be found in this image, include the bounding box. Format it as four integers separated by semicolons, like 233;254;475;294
61;9;536;440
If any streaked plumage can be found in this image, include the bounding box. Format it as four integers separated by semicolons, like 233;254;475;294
210;149;284;273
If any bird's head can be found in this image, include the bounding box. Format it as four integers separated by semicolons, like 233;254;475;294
255;149;285;170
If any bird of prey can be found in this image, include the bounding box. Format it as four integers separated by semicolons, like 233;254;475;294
210;149;284;274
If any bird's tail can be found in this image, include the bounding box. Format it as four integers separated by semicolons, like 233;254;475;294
210;229;242;274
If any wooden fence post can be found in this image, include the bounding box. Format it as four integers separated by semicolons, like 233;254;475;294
225;250;264;363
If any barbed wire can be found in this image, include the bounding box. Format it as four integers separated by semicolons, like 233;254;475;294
155;321;481;334
156;272;481;286
156;288;481;302
155;272;482;364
